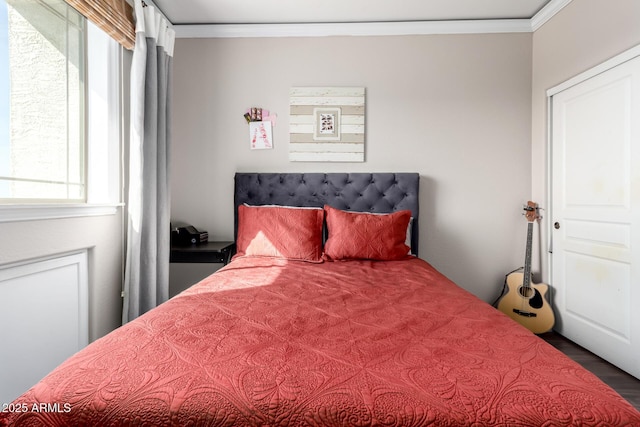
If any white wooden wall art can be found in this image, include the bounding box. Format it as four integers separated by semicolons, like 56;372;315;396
289;87;365;162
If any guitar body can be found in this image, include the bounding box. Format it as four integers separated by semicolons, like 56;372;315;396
497;270;555;334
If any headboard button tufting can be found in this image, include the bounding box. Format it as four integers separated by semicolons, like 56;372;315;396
234;173;419;256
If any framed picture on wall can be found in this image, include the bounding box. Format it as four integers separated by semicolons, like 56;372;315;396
289;87;365;162
313;107;341;141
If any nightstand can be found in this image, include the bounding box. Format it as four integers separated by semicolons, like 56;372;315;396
170;241;235;265
169;241;235;297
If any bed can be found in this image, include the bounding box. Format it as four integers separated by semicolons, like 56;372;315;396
2;172;639;427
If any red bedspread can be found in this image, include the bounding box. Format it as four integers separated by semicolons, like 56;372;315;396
2;257;639;426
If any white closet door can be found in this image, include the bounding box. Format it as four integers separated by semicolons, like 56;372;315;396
551;54;640;379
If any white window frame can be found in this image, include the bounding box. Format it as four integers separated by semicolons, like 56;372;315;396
0;20;123;223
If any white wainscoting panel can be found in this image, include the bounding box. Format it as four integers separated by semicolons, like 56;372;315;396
0;251;88;403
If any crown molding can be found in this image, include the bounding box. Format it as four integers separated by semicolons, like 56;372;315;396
175;19;532;39
531;0;573;31
173;0;573;39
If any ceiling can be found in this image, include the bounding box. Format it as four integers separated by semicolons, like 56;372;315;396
152;0;554;26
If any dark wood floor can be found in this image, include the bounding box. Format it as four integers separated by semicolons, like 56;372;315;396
540;332;640;411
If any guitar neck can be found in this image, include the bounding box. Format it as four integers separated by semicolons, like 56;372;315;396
523;222;533;288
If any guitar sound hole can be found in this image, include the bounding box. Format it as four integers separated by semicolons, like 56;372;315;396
519;287;534;298
517;286;545;309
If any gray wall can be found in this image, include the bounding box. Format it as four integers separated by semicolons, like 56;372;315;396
2;1;636;342
171;33;533;302
531;0;640;280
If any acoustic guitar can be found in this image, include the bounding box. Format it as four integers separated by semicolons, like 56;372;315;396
497;201;555;334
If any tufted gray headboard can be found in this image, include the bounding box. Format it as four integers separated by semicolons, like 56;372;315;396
234;173;420;256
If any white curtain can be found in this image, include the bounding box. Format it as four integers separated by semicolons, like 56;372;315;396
123;0;175;323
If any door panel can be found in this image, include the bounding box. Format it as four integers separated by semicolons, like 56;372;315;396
563;78;630;208
551;55;640;379
564;251;630;339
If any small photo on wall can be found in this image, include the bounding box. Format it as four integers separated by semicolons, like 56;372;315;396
313;107;341;141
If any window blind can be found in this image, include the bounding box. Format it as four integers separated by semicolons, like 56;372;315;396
64;0;135;50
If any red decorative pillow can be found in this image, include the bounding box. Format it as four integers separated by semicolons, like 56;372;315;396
323;205;412;261
236;204;324;262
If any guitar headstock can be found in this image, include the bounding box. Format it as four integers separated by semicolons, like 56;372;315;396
524;201;540;222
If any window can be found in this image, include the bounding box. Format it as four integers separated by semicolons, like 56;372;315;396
0;0;122;221
0;0;86;202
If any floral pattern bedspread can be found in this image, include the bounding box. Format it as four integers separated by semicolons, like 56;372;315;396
2;257;639;426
